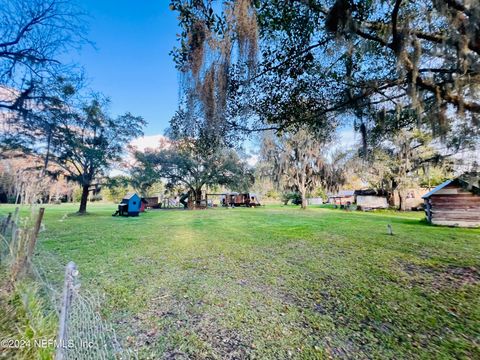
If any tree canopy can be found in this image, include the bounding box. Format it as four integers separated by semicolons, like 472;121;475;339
259;128;344;209
0;0;88;136
131;138;253;208
49;96;145;213
171;0;480;149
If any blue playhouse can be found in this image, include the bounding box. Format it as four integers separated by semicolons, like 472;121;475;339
113;193;142;217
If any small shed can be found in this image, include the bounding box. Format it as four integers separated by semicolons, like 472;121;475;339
354;189;389;210
327;190;355;206
140;198;149;212
221;192;261;207
422;174;480;227
121;193;142;216
143;196;160;209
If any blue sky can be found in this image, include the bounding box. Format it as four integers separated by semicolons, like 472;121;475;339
69;0;179;136
67;1;357;150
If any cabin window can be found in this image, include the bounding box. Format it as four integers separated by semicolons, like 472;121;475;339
133;201;137;205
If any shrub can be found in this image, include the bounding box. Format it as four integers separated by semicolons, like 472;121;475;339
264;189;279;199
90;194;102;202
281;192;302;205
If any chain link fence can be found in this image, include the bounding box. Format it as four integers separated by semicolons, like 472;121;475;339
1;209;136;359
55;261;136;360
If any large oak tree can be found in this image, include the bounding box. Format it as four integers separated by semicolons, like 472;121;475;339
50;96;145;213
259;127;344;209
171;0;480;149
131;138;253;208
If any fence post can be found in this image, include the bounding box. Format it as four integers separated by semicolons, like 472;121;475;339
1;212;12;235
11;207;19;231
56;261;78;360
27;207;45;261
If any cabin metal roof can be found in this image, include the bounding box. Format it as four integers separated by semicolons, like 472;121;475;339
328;190;355;197
354;189;389;196
422;173;480;199
421;180;454;199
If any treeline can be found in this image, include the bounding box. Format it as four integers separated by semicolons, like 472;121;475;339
165;0;479;208
0;0;145;213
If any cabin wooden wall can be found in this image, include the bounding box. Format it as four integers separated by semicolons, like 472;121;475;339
429;184;480;227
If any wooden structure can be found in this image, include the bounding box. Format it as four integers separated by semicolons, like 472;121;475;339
327;190;355;206
162;197;181;208
393;188;426;210
354;189;389;210
158;191;262;209
220;193;261;207
422;174;480;227
113;193;142;217
142;197;159;209
140;198;148;212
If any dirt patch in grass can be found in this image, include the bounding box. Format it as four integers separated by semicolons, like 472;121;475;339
126;288;252;359
401;262;480;289
196;326;251;359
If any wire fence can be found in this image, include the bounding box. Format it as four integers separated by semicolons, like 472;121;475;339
0;208;136;360
55;261;136;360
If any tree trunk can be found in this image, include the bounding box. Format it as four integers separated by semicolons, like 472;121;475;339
398;189;407;211
388;181;396;207
78;184;89;214
194;187;202;208
300;191;307;209
387;192;395;207
42;131;52;176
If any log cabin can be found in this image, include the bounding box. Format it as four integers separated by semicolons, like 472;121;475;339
422;173;480;227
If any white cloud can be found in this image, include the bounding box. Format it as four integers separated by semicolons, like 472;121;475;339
247;154;258;167
129;134;167;152
108;134;168;177
109;168;127;177
337;127;357;148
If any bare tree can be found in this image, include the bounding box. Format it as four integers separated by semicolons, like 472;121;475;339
0;154;75;204
0;0;87;105
0;0;88;154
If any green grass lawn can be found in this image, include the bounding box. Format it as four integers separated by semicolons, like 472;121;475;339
1;203;479;359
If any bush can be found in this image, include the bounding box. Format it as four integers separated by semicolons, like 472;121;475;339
310;186;327;201
264;189;279;199
281;192;302;205
90;194;102;202
72;187;83;202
